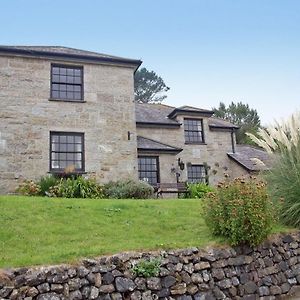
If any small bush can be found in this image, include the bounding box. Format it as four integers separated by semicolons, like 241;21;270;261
16;180;41;196
38;175;59;196
202;177;275;246
187;182;215;198
132;258;161;277
49;176;104;198
103;179;154;199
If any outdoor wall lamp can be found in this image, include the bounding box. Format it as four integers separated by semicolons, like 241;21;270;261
178;158;185;170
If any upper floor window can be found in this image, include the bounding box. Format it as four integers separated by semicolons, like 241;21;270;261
184;118;204;143
51;65;83;101
187;164;207;183
50;132;84;173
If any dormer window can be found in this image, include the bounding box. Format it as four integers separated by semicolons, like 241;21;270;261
50;64;83;101
184;118;204;143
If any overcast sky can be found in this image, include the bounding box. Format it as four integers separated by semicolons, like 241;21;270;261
1;0;299;125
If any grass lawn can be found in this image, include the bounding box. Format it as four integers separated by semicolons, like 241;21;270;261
0;196;291;269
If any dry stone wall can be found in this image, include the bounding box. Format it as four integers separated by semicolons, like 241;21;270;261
1;233;300;300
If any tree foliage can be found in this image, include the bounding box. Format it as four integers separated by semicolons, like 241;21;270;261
212;101;261;144
134;67;170;103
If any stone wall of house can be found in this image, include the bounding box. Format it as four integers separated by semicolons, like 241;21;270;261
0;55;138;194
137;116;249;185
1;233;300;299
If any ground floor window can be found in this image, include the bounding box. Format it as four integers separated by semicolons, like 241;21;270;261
138;156;160;186
50;132;84;172
187;164;207;183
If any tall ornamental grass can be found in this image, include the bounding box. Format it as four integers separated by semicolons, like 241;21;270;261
247;112;300;227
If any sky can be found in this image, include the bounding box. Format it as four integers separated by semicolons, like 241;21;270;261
1;0;299;125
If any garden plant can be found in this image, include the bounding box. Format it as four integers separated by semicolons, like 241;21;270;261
247;112;300;227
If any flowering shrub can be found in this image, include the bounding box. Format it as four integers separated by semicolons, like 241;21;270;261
17;176;104;199
16;180;41;196
202;177;275;246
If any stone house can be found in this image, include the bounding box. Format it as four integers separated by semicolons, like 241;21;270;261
0;46;269;193
135;103;271;186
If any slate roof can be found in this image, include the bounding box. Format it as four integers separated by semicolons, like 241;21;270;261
135;103;237;129
135;103;180;126
137;136;182;153
208;117;240;129
0;45;142;68
227;145;272;171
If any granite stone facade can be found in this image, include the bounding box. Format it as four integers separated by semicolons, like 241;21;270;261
1;233;300;299
136;115;242;186
0;47;140;194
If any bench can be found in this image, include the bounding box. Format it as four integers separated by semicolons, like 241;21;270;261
156;182;189;198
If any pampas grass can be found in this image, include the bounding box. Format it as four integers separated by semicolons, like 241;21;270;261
247;112;300;227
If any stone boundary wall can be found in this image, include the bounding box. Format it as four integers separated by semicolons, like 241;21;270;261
1;233;300;300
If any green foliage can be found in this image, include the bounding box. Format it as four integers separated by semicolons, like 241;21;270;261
202;177;275;246
38;175;59;196
103;179;154;199
212;101;261;144
132;258;161;277
265;141;300;227
17;176;104;198
187;182;215;198
16;180;41;196
134;67;170;103
49;176;104;198
247;112;300;228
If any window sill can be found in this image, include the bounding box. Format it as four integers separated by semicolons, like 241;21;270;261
49;98;86;103
48;171;87;176
184;142;207;145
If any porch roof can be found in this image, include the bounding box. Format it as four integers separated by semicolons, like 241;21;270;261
137;136;182;154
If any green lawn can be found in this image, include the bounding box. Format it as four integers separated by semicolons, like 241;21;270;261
0;196;291;268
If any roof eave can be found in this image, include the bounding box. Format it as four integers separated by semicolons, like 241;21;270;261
168;109;214;119
136;122;181;128
137;148;183;155
209;125;240;131
0;47;142;68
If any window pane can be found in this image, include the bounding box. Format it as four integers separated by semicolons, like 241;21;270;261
52;67;60;75
74;77;81;84
75;136;82;143
60;68;67;75
67;68;74;76
52;75;59;82
67;135;74;143
59;91;67;99
74;69;81;76
59;153;67;160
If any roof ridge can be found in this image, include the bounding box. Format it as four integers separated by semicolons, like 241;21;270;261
136;102;176;109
